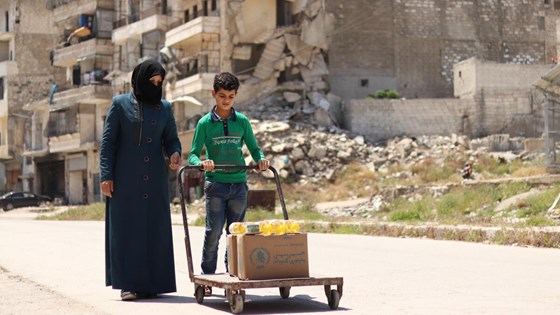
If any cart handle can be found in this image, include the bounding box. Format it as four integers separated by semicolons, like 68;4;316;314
177;165;288;281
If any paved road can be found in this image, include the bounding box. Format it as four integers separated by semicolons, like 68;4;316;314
1;219;560;314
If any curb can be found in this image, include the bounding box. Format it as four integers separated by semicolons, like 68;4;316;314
302;221;560;248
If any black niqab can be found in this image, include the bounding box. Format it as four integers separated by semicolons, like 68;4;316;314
131;59;166;106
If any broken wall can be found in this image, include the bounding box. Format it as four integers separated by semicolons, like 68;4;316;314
454;58;553;98
224;0;336;117
344;87;542;142
343;98;475;142
471;88;543;138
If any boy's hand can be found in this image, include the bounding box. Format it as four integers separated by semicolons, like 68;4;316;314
258;159;270;172
201;159;215;171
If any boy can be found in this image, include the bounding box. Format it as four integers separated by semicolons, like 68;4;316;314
188;72;269;293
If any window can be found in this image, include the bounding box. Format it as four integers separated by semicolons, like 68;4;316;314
0;77;4;100
211;0;217;11
277;0;293;26
203;0;208;16
184;9;190;22
193;5;198;19
360;79;369;87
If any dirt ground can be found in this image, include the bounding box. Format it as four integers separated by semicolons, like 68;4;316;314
0;267;104;315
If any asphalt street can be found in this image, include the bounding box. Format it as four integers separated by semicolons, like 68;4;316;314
1;219;560;314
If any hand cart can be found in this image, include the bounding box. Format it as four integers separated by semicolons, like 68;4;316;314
178;165;344;314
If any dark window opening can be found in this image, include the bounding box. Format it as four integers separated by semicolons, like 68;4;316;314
232;44;266;74
277;0;293;26
360;79;369;87
193;5;198;19
184;9;190;22
0;77;4;100
458;71;462;78
211;0;217;11
203;0;209;16
5;11;8;32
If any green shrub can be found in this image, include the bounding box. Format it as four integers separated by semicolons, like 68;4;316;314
369;89;400;99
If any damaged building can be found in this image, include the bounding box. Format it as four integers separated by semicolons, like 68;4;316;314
4;0;560;203
24;0;114;204
0;1;61;194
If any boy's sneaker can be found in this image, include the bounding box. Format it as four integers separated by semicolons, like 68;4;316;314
120;290;138;301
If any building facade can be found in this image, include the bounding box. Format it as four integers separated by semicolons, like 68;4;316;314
0;0;61;194
326;0;560;101
24;0;115;204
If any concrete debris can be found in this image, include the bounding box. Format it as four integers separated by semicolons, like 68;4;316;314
301;9;335;50
253;36;286;80
245;99;544;191
292;0;308;14
225;0;335;107
296;53;330;93
283;91;302;103
232;45;252;60
285;33;314;66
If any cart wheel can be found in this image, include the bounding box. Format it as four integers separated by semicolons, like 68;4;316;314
279;286;290;299
194;285;205;304
230;294;244;314
327;289;340;310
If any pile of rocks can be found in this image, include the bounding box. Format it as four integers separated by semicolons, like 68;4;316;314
247;115;541;184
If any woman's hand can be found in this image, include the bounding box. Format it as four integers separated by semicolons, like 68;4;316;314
101;180;114;198
169;152;181;170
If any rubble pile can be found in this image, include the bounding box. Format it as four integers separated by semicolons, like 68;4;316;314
247;112;542;183
240;102;547;218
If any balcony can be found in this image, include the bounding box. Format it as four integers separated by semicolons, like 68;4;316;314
0;61;18;118
165;16;220;49
166;72;216;103
0;30;13;42
47;111;97;153
50;84;112;110
113;12;180;45
0;60;18;76
52;0;113;24
23;141;48;157
49;132;97;153
53;39;113;67
0;144;10;159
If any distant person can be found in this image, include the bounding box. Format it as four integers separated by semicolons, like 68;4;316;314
188;72;269;295
100;59;182;301
462;161;474;180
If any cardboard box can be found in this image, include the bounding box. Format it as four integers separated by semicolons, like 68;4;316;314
227;235;238;277
237;233;309;280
